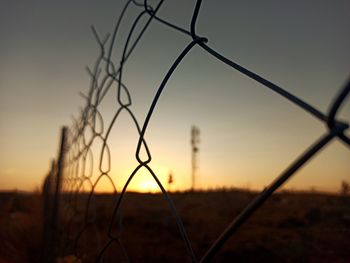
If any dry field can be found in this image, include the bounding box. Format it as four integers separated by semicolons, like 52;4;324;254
0;190;349;262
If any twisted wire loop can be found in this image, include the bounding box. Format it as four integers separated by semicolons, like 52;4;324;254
47;0;350;262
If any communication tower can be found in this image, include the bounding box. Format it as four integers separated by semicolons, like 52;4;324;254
191;126;200;191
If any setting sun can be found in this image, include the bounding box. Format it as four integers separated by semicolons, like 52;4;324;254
137;179;161;193
126;164;170;193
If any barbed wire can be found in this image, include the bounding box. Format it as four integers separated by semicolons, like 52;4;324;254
45;0;350;262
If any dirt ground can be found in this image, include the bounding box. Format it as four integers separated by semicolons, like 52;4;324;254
0;190;349;262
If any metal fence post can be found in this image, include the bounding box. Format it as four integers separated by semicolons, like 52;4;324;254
43;126;67;263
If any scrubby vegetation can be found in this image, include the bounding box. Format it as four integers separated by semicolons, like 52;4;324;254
0;190;349;262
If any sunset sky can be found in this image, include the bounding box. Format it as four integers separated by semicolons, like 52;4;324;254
0;0;349;193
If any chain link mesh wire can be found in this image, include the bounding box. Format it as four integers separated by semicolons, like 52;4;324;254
45;0;350;262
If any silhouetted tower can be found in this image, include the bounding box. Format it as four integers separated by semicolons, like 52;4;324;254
191;126;200;191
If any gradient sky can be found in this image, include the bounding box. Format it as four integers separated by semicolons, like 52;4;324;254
0;0;349;193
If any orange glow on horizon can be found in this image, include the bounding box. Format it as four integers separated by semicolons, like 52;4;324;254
86;164;175;194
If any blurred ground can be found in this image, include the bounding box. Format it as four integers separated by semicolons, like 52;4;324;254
0;190;349;262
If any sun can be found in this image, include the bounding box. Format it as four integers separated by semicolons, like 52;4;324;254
137;179;161;193
130;164;170;193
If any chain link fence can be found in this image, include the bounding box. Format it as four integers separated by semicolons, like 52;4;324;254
43;0;350;262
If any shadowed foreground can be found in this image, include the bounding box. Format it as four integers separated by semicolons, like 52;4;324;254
0;190;349;262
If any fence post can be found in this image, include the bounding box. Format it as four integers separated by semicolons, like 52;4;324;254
43;126;68;263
